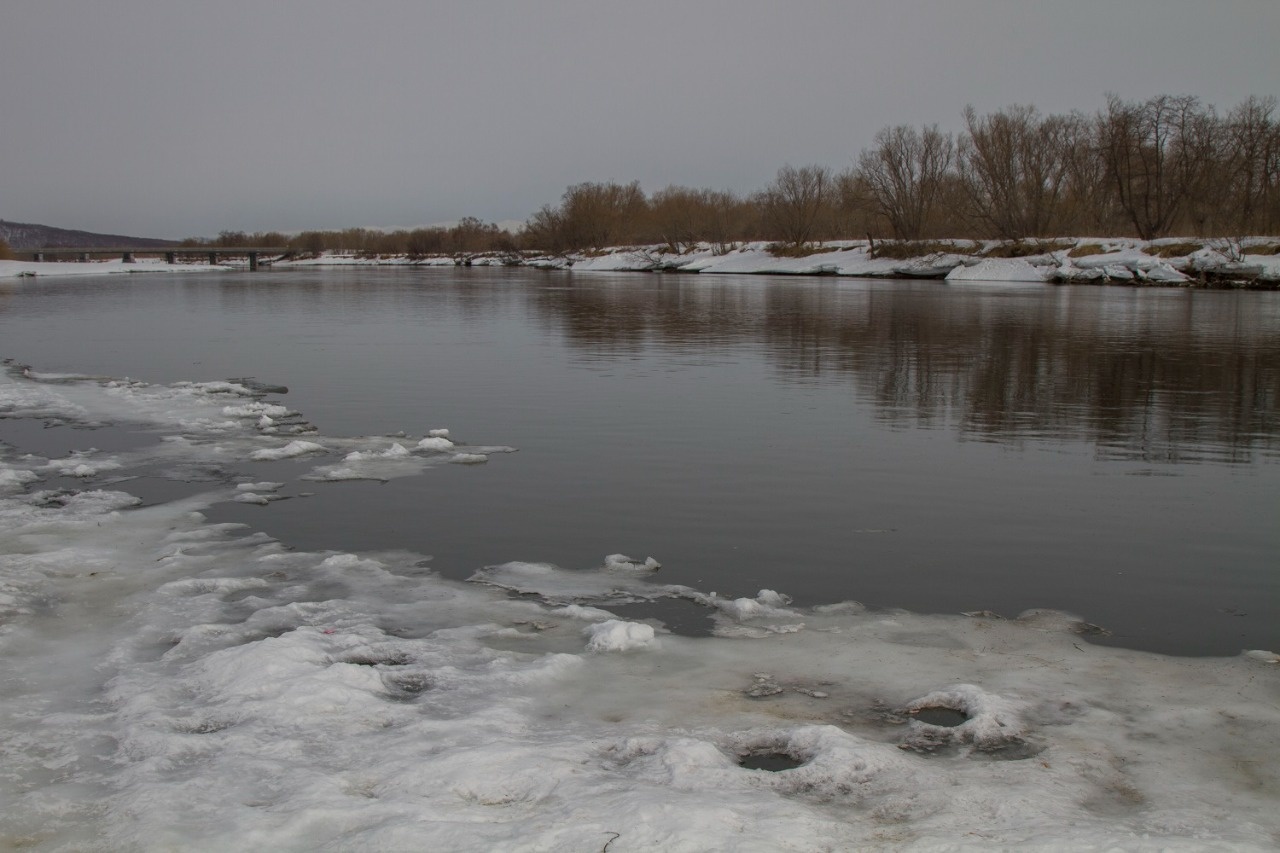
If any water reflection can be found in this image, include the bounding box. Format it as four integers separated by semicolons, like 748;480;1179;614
534;277;1280;464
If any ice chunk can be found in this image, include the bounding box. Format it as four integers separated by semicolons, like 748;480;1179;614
343;442;411;462
249;440;327;460
236;481;283;492
43;453;124;479
603;553;662;572
0;467;39;492
1142;262;1191;283
221;403;294;419
448;453;487;464
551;604;617;621
584;619;657;652
709;589;797;620
416;436;455;451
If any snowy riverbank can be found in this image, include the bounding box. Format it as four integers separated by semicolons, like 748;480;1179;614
0;257;235;279
523;237;1280;286
5;237;1279;287
287;236;1280;287
2;362;1278;850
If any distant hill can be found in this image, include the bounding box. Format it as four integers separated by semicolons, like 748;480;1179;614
0;219;177;250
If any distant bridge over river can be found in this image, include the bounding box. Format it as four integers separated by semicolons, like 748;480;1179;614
27;246;288;271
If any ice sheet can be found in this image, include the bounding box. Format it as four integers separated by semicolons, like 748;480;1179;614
1;362;1277;851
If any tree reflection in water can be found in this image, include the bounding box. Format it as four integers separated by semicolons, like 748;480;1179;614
534;276;1279;464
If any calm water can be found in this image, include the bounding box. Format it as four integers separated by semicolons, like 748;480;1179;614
1;267;1276;655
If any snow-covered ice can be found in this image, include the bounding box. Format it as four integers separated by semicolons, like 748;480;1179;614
1;362;1278;850
0;257;235;279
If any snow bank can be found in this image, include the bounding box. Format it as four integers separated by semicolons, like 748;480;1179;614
10;239;1272;287
2;362;1278;850
0;258;234;279
946;258;1052;283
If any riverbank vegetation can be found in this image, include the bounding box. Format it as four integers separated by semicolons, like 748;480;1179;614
521;94;1278;254
179;94;1278;258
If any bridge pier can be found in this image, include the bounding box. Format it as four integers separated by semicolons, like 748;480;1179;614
80;252;91;262
248;252;259;271
208;252;218;266
165;252;177;265
32;252;44;263
122;252;135;264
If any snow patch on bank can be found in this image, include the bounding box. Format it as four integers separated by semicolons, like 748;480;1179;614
0;258;234;279
947;258;1052;283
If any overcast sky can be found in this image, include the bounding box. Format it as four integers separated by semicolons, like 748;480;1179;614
2;0;1277;239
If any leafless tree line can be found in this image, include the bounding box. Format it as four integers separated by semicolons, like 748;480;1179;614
525;94;1279;252
175;94;1277;256
182;218;520;257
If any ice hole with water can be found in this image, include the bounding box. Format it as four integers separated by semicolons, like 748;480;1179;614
908;707;969;728
738;751;806;772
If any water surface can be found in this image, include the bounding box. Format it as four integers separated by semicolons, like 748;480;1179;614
1;267;1275;655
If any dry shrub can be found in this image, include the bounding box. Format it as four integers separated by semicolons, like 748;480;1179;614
1068;243;1110;258
0;238;12;261
983;239;1072;258
1151;241;1205;258
766;243;843;258
870;240;970;259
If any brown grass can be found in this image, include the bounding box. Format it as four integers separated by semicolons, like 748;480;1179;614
1067;243;1110;258
1150;241;1205;258
0;238;13;261
766;243;844;258
869;240;973;260
983;240;1073;258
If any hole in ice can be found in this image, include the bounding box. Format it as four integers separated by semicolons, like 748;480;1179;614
603;598;714;637
381;671;431;698
738;752;804;772
909;707;969;727
338;651;412;667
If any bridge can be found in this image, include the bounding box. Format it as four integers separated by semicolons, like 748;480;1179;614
27;246;289;271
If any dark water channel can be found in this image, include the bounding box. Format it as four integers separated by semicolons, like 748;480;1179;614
1;267;1276;656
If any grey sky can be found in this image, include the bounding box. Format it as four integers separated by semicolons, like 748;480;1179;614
3;0;1277;239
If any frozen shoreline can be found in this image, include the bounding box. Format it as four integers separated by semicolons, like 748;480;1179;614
1;363;1277;850
284;236;1280;287
5;237;1280;288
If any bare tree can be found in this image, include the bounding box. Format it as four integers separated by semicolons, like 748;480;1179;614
958;105;1074;239
1222;96;1277;233
647;186;751;253
758;165;834;248
856;125;954;240
1098;94;1209;239
523;204;569;253
562;181;648;249
521;182;647;253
